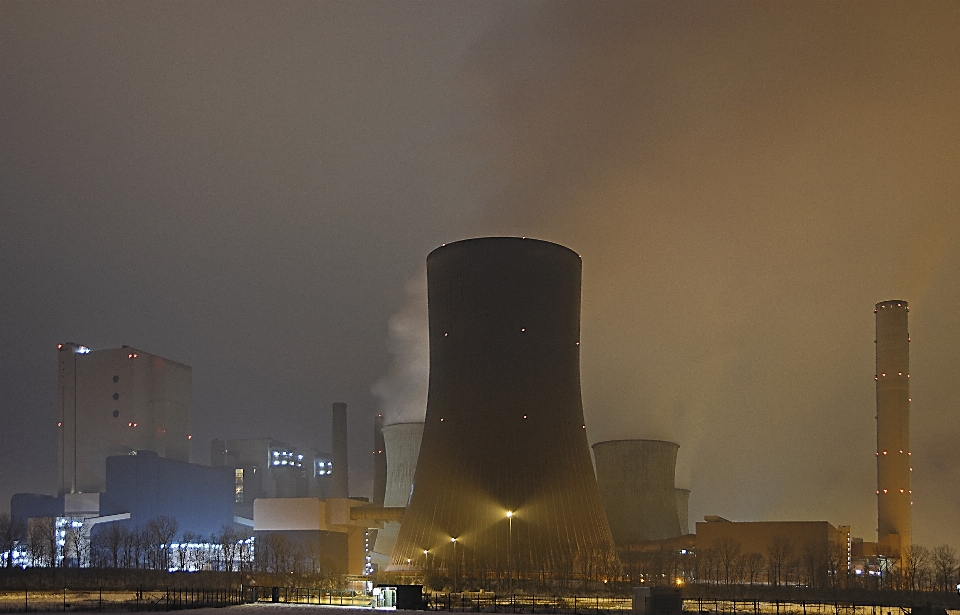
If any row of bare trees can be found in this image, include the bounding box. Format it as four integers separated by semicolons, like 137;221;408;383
0;513;259;572
618;539;960;595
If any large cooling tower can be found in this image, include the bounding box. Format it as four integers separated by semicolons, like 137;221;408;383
875;300;911;556
592;440;681;545
371;421;425;563
675;488;690;535
389;237;616;575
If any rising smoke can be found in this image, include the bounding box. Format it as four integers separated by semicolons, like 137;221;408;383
375;2;960;546
371;269;429;426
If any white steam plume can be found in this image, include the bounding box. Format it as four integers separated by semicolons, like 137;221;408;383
372;269;429;426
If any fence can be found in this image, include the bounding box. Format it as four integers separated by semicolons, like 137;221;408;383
424;593;633;613
0;587;244;612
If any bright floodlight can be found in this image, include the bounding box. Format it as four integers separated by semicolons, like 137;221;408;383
506;511;513;518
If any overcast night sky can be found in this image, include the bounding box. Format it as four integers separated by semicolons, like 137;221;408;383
2;2;960;547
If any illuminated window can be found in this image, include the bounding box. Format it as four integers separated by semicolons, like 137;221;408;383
235;469;244;502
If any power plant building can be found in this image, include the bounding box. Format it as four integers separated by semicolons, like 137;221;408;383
696;517;850;584
57;344;191;495
210;438;333;520
592;440;682;545
99;450;234;537
390;237;616;576
875;300;912;557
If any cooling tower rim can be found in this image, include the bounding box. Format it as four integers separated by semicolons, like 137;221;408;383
875;299;908;309
381;420;425;429
428;236;580;260
592;438;680;449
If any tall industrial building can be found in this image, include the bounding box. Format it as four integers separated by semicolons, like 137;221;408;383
592;440;682;545
57;344;191;495
371;421;424;565
390;237;616;575
875;300;911;557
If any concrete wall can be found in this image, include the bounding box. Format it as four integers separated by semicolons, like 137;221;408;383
592;439;681;544
253;497;369;574
99;450;233;537
695;519;844;584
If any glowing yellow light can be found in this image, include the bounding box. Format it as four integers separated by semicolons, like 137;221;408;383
451;537;457;543
675;578;684;587
506;510;513;518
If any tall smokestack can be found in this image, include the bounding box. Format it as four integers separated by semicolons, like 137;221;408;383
373;414;387;506
332;402;349;498
675;488;690;536
875;300;911;557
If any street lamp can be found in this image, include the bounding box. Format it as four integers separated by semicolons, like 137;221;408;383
451;538;458;593
506;511;514;591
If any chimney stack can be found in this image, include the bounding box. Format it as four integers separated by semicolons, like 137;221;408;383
332;402;349;498
875;300;911;557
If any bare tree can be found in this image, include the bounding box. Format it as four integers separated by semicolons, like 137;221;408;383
216;525;240;572
716;538;742;585
827;539;848;589
66;519;89;567
902;544;932;592
98;523;127;568
766;536;794;586
28;517;57;567
744;552;765;586
175;531;195;571
931;544;958;593
801;541;828;589
0;513;25;568
145;516;178;570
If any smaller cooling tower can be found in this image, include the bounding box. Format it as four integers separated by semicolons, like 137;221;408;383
675;488;690;535
593;439;681;545
371;422;424;564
